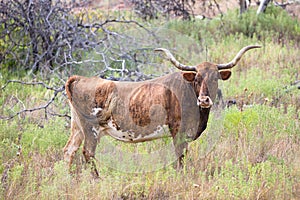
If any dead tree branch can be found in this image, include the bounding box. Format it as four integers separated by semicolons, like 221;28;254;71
0;0;154;76
1;80;59;91
129;0;196;20
1;81;68;120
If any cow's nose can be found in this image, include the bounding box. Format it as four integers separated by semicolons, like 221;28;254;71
197;96;213;108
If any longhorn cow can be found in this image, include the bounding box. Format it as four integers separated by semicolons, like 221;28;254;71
63;45;261;176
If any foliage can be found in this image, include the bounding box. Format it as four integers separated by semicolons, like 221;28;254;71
166;5;300;47
209;6;300;45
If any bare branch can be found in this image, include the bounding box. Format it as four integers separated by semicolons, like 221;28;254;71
1;81;67;120
1;80;60;91
129;0;196;20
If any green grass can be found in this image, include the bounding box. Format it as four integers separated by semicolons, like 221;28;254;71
1;6;300;200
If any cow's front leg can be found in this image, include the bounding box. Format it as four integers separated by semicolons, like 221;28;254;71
63;120;84;170
82;132;99;178
173;134;188;170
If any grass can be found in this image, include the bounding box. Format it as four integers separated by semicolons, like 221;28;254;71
1;6;300;200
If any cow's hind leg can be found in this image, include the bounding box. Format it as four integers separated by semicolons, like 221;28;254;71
63;120;84;170
82;132;99;177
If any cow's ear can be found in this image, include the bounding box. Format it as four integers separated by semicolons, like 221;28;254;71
219;70;231;80
182;72;197;82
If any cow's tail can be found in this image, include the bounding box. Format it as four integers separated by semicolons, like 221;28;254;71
65;76;80;102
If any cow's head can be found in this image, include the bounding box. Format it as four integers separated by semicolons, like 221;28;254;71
155;45;261;109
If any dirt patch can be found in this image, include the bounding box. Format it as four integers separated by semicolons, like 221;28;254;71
286;4;300;20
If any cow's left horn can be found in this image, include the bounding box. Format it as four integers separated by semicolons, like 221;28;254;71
155;48;196;71
217;45;262;70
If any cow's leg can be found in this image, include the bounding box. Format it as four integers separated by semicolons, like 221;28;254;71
63;119;84;169
173;134;188;170
82;132;99;177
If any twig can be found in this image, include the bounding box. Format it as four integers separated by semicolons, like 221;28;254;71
1;80;59;91
1;81;69;120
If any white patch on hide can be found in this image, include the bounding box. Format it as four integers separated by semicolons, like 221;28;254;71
92;126;101;139
91;107;103;116
140;125;170;141
102;119;171;143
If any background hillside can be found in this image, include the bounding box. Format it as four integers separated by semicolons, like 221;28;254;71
89;0;300;19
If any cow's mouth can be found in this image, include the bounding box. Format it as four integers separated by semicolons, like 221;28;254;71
197;96;213;108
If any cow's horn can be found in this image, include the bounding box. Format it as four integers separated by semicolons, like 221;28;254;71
155;48;196;71
217;45;262;70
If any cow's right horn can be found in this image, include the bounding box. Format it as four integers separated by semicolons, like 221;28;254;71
155;48;196;71
217;45;262;70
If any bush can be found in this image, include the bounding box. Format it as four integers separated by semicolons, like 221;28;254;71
206;6;300;45
165;6;300;46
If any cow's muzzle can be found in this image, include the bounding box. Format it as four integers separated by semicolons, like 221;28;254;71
197;96;213;108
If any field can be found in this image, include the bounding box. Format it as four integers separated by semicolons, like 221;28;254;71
0;3;300;200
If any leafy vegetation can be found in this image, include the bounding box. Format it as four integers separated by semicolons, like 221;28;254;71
0;4;299;200
167;5;300;45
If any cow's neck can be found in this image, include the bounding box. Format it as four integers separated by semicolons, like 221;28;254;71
194;107;210;140
188;81;211;140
